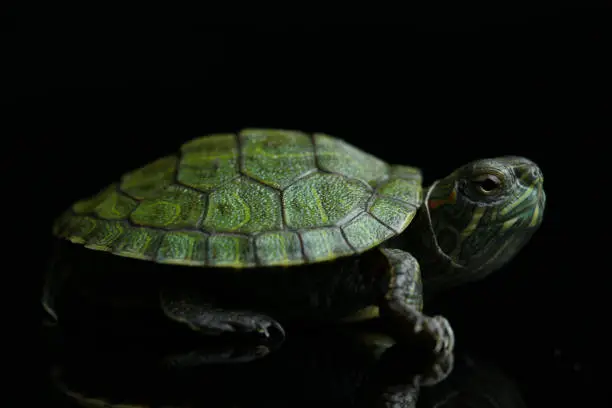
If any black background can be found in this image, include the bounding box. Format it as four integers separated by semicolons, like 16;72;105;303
5;10;611;407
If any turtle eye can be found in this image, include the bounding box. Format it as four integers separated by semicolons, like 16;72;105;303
472;174;502;195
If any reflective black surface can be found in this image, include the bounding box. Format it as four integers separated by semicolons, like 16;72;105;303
43;323;527;408
7;12;611;407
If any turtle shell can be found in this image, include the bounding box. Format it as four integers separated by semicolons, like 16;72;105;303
53;129;423;267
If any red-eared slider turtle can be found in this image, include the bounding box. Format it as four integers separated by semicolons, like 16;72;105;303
42;128;546;362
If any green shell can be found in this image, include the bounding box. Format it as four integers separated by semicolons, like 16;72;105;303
53;129;423;267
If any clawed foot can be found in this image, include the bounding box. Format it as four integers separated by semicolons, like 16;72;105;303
160;291;286;346
412;315;454;386
415;349;454;386
388;302;454;356
190;310;286;341
414;315;454;355
387;302;455;385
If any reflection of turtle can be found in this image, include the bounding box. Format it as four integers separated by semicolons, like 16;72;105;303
43;128;545;361
48;326;525;408
47;328;416;408
419;353;527;408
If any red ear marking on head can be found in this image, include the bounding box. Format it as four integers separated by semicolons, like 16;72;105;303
428;190;456;209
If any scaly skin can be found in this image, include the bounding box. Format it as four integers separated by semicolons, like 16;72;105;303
44;129;546;397
404;156;546;297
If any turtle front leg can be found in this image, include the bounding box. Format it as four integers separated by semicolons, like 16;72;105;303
378;248;455;384
159;287;286;346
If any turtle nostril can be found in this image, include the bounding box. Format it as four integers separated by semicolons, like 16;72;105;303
515;163;542;184
527;166;543;183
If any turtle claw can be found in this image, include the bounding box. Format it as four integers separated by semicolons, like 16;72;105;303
420;351;454;386
258;319;286;339
221;312;285;340
409;315;455;386
414;315;454;356
190;311;286;348
160;291;286;346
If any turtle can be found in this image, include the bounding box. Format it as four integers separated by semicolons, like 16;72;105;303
42;128;546;366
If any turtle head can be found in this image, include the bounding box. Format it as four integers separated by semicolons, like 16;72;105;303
423;156;545;282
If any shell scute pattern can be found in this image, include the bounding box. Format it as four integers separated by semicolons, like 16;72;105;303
177;133;240;192
376;165;423;206
255;231;303;266
130;185;206;229
368;195;417;234
240;129;316;190
342;212;396;252
83;220;125;250
157;231;208;265
283;172;370;229
53;214;96;243
110;228;165;260
203;176;283;234
313;133;389;187
54;129;422;267
72;184;138;220
120;155;178;200
208;234;255;267
300;227;354;261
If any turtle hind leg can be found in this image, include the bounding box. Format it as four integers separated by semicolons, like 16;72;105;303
159;288;286;346
41;252;72;327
